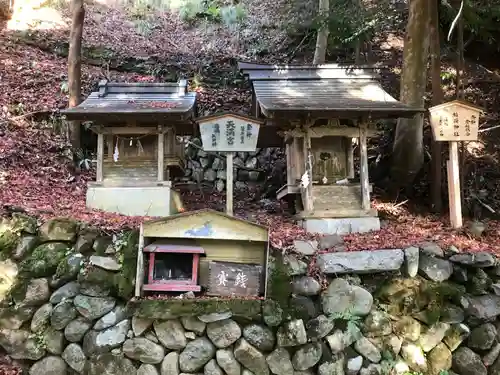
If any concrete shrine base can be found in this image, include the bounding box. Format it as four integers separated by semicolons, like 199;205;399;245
86;184;173;217
299;216;381;235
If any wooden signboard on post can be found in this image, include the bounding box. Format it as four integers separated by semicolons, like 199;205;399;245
197;113;263;216
428;100;483;229
207;261;262;297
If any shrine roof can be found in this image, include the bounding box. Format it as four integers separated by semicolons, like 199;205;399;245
238;62;424;120
61;80;196;122
142;209;269;242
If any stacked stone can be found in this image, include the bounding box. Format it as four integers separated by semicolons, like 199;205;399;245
2;215;500;375
286;236;500;375
181;138;284;192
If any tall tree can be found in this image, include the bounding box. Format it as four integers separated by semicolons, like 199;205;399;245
391;0;430;189
67;0;85;149
429;0;444;211
313;0;329;64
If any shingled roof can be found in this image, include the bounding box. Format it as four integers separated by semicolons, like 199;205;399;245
62;80;197;122
238;62;423;120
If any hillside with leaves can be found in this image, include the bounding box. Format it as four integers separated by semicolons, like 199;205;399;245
2;0;500;253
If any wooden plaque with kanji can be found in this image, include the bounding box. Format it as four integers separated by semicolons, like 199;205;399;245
429;100;482;142
207;261;262;297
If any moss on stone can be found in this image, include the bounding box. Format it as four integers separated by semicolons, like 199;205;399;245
0;219;22;258
19;242;70;278
129;298;262;320
267;255;300;319
39;217;78;242
376;276;465;323
76;230;138;301
115;230;138;300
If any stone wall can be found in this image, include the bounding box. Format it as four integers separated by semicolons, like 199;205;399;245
1;215;500;375
180;139;285;193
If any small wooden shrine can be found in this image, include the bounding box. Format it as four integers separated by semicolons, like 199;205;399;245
239;62;424;234
62;81;197;217
135;209;269;297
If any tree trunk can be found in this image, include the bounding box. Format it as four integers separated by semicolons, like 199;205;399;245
313;0;329;64
429;0;443;212
67;0;84;149
391;0;430;188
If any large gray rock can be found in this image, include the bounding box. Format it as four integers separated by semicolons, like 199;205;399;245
404;247;419;277
292;342;322;371
179;337;216;373
466;295;500;320
0;328;45;360
243;324;275;351
293;240;318;255
44;327;64;355
82;319;130;356
283;255;307;276
321;278;373;316
23;278;50;306
138;364;160;375
132;316;153;336
40;218;78;242
198;311;232;323
50;300;77;330
204;359;224;375
452;347;487;375
449;252;496;267
123;338;165;364
154;319;187;350
89;255;121;271
64;317;92;342
325;326;362;353
418;254;453;282
292;277;321;296
62;343;86;373
306;315;334;340
318;358;345;375
94;305;130;330
31;303;53;332
468;323;497;350
85;353;137;375
354;337;381;363
266;348;293;375
29;356;67;375
181;316;206;335
316;249;404;274
362;311;391;337
234;338;269;375
207;319;241;348
277;320;307;347
50;281;80;304
262;300;283;327
216;349;241;375
74;295;116;320
161;352;179;375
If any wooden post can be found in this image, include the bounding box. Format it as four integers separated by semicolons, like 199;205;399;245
157;126;164;182
448;141;463;228
346;137;354;179
134;224;145;297
302;128;314;213
359;123;370;210
96;132;104;183
226;152;234;216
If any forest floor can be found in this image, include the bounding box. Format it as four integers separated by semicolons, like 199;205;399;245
2;0;500;253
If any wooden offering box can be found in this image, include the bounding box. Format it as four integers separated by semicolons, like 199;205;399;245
143;243;205;292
